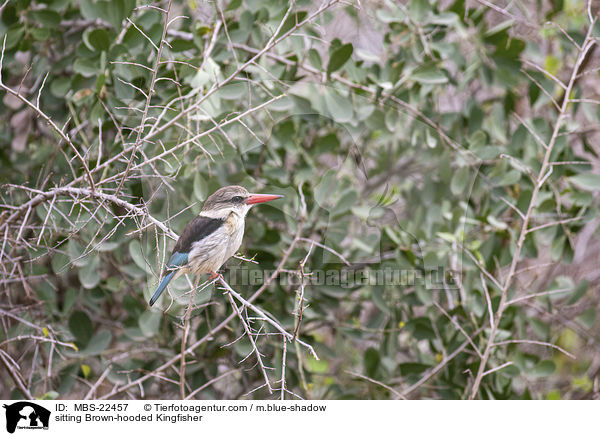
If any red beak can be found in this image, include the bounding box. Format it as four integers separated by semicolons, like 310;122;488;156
246;193;284;205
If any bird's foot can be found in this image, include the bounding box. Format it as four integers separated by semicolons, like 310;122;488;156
209;271;223;280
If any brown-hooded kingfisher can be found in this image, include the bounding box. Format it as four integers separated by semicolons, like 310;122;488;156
149;185;283;306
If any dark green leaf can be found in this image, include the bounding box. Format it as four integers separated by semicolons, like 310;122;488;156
364;347;380;377
327;43;353;74
69;311;93;346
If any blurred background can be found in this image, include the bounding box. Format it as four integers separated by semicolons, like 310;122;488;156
1;0;599;399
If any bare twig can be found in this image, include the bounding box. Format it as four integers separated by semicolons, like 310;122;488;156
0;350;34;400
469;19;596;400
346;370;406;399
0;37;96;190
226;291;273;394
115;0;173;197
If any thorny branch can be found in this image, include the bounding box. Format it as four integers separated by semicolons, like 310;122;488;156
0;0;334;399
468;17;597;400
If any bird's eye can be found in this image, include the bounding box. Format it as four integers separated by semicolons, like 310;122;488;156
231;196;244;203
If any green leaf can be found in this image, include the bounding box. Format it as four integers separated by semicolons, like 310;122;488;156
31;28;50;41
364;347;380;377
83;28;110;52
531;360;556;378
398;362;430;375
314;170;337;206
95;73;106;94
194;173;208;201
308;48;321;69
332;190;358;216
411;66;448;84
375;6;406;23
51;77;71;98
450;166;469;195
327;43;353;74
577;308;596;329
225;0;242;11
69;311;93;346
79;256;100;289
473;146;502;160
62;289;77;315
73;58;99;77
430;12;459;26
138;311;161;337
81;0;134;29
306;358;329;374
497;169;521;186
468;130;487;148
275;11;308;40
371;286;391;314
129;240;148;271
569;173;600;191
219;82;247;100
68;240;89;267
324;89;353;123
405;317;436;340
81;330;112;355
51;252;70;274
29;9;62;27
567;279;588;305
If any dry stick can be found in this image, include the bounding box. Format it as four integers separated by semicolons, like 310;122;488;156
0;349;34;400
0;187;178;247
179;275;200;399
84;364;112;400
494;339;576;360
0;11;270;234
472;0;540;28
432;301;482;358
0;335;77;350
219;278;318;360
346;370;406;400
0;308;43;331
98;94;285;185
143;0;341;143
293;242;313;340
99;193;307;399
468;22;596;400
0;37;96;191
401;327;485;398
115;0;173;198
505;288;571;306
227;292;273;394
482;361;514;377
481;273;494;331
280;339;287;400
0;60;284;236
298;237;350;266
184;368;238;400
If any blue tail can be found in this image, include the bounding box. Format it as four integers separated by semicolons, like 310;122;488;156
150;271;176;306
149;252;188;306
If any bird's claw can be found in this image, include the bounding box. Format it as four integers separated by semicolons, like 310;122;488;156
209;271;223;280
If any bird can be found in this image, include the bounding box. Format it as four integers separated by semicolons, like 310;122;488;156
149;185;283;306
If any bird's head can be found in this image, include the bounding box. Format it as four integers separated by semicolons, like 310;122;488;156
201;185;283;218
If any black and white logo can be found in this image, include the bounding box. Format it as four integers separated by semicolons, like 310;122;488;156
3;402;50;433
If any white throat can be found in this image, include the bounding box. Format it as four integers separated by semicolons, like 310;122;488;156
200;204;251;219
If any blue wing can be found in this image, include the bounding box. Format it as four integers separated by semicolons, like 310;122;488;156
149;252;189;306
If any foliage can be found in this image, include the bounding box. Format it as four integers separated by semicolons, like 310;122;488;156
1;0;599;400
